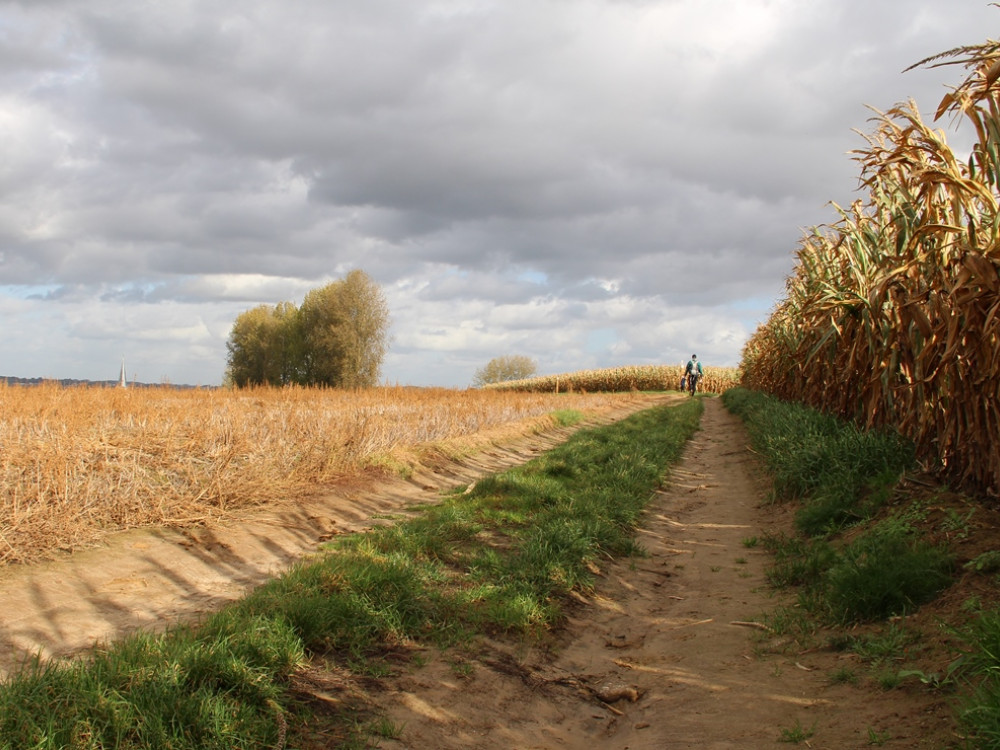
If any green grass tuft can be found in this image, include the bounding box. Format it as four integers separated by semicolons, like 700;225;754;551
822;519;953;624
722;389;915;535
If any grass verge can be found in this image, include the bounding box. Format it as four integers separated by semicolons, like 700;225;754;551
722;387;1000;748
0;398;702;749
723;387;914;535
722;388;952;626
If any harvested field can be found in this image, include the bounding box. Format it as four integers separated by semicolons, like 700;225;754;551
0;382;646;565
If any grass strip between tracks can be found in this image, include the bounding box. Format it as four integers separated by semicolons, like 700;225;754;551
0;397;703;750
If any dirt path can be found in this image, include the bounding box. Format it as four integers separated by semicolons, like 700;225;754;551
0;394;670;679
0;396;958;747
370;398;956;749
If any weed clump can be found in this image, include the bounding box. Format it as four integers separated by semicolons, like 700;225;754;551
822;520;953;623
957;607;1000;744
762;520;952;625
722;388;915;535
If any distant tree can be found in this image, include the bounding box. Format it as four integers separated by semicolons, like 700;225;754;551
225;269;390;388
299;270;389;388
299;269;391;388
225;303;300;387
472;355;538;387
334;269;392;387
270;300;307;384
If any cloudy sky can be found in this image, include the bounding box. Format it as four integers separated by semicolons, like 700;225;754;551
0;0;994;387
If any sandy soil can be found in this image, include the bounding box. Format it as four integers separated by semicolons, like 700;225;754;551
0;395;961;748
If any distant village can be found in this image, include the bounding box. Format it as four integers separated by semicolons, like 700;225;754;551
0;376;208;389
0;357;213;389
0;375;209;390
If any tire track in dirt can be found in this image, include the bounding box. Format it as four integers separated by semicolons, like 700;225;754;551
370;398;956;749
0;394;671;679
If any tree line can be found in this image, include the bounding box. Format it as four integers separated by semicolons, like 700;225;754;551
225;269;390;388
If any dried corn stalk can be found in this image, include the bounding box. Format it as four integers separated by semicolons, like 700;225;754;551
742;36;1000;495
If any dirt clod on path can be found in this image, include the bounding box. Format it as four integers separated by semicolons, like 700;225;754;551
365;398;957;750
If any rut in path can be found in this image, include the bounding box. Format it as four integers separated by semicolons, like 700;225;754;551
369;397;954;750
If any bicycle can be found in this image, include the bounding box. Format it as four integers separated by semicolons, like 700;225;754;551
686;372;700;396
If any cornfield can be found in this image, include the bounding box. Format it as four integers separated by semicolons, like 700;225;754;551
482;364;741;395
0;382;646;565
741;36;1000;495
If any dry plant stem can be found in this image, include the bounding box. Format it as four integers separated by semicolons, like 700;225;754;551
741;40;1000;497
0;383;644;565
730;620;772;632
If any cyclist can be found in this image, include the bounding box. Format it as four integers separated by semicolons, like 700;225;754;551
684;354;703;396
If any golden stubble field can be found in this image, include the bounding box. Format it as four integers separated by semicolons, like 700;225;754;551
0;383;648;566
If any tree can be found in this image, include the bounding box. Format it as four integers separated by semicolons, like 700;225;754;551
269;300;307;384
225;269;390;388
300;270;391;388
225;303;300;387
330;269;391;388
472;355;538;387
